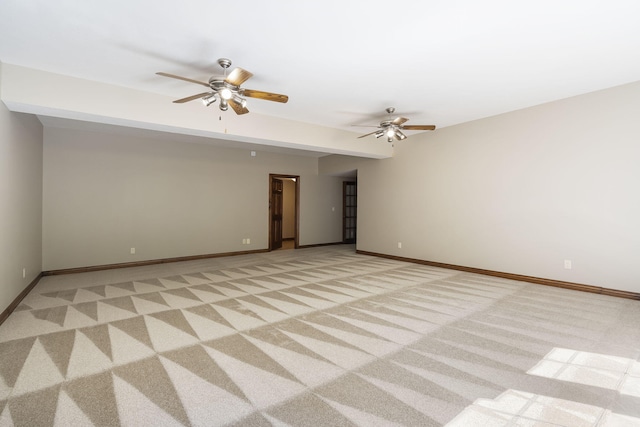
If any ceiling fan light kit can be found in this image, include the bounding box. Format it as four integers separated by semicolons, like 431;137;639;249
157;58;289;115
201;93;217;106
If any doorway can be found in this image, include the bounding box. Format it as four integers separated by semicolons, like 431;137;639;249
269;174;299;251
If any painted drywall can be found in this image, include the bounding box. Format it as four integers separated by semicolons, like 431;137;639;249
299;177;344;245
0;62;43;313
323;80;640;293
1;63;393;159
282;179;296;240
319;155;368;178
42;126;344;270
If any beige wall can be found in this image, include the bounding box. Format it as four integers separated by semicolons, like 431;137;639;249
42;127;344;270
0;63;43;312
322;80;640;293
299;176;344;245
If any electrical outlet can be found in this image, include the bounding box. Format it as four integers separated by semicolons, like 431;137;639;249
130;247;136;254
397;242;402;249
246;238;250;245
564;259;572;270
22;268;26;279
242;238;247;244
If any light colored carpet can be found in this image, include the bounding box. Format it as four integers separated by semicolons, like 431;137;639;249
0;245;639;426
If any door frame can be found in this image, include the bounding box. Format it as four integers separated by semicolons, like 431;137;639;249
268;174;300;251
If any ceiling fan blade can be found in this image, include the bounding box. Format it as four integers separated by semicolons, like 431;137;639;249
357;130;380;138
392;117;409;126
242;89;289;103
156;72;210;87
225;67;254;86
229;98;250;115
401;125;437;131
172;92;212;103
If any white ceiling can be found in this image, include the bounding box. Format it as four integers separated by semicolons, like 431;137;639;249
1;1;640;140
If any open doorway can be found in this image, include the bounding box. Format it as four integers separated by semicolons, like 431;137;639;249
269;174;299;251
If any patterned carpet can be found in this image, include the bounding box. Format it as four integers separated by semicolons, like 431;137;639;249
0;245;639;426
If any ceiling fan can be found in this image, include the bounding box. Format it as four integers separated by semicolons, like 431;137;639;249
357;107;436;142
156;58;288;115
